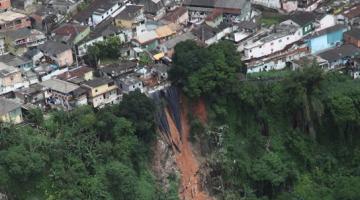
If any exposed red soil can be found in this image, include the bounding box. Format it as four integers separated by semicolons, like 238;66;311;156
165;98;212;200
193;98;208;125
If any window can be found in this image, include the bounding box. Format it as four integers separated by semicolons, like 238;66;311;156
279;39;282;43
95;89;98;92
271;42;274;45
287;37;289;40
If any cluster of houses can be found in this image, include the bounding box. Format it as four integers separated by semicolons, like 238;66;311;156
0;0;360;124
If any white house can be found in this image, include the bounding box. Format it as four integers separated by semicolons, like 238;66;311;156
251;0;281;10
92;1;128;26
243;24;303;60
316;14;337;31
119;76;144;93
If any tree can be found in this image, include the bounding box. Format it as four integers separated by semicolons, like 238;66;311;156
104;161;138;200
118;90;156;143
26;108;44;126
169;40;244;98
87;36;122;65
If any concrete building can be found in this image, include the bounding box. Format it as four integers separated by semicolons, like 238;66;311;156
0;62;25;94
281;12;317;36
114;5;145;29
73;0;129;26
317;44;360;69
0;11;31;32
0;98;23;124
251;0;281;10
52;23;90;45
119;76;144;93
82;78;120;108
305;24;348;54
4;28;46;53
39;78;87;109
162;6;188;25
39;41;74;67
243;24;303;60
0;53;33;70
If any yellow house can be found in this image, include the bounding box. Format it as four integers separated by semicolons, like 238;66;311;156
82;78;119;108
115;5;144;29
0;98;23;124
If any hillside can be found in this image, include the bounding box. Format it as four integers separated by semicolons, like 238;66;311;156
168;41;360;200
0;41;360;200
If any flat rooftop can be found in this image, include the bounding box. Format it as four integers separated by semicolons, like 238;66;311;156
0;11;27;25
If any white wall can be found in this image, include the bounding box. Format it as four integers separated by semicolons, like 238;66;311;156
251;0;281;9
317;15;336;31
244;29;302;59
92;3;120;25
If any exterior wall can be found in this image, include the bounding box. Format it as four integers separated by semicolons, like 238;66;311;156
6;34;46;52
56;49;74;67
244;29;303;59
251;0;281;9
177;11;189;24
0;16;31;32
88;84;117;97
83;71;93;81
0;71;23;87
308;29;346;54
0;108;23;124
317;15;336;31
88;88;118;108
92;3;123;26
121;81;143;93
0;0;11;10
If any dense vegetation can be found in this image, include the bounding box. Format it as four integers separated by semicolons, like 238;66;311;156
1;39;360;200
170;41;360;200
0;91;178;199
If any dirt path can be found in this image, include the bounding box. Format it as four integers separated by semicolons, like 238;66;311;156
165;100;212;200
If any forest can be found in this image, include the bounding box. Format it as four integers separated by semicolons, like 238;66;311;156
0;40;360;200
170;41;360;200
0;91;178;199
